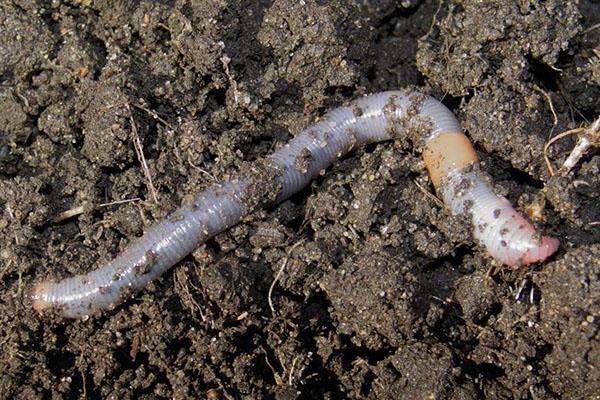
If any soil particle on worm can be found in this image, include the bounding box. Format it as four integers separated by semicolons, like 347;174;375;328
0;0;598;399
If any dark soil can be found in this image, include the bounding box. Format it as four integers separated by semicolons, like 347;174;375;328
1;0;598;399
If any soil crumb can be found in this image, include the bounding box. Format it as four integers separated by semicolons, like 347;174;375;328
0;1;598;399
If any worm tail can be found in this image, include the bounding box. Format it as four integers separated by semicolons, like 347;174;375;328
441;170;559;267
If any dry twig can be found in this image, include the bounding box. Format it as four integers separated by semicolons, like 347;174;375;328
544;116;600;176
127;103;159;203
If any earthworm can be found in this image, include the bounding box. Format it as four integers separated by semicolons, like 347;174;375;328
31;90;559;318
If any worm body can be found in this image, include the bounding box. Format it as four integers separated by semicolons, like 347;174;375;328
31;90;559;318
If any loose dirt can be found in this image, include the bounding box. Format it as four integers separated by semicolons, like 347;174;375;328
0;1;598;398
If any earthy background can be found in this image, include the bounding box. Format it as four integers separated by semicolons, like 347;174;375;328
0;0;598;398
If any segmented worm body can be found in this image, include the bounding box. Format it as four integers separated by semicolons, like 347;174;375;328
31;90;559;318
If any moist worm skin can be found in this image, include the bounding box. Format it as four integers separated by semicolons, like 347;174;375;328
31;90;559;319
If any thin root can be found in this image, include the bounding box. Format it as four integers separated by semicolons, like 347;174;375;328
131;103;175;133
268;239;305;315
533;84;558;133
127;103;159;204
413;179;444;208
98;197;141;208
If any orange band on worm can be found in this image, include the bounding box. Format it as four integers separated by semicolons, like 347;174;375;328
422;132;479;188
